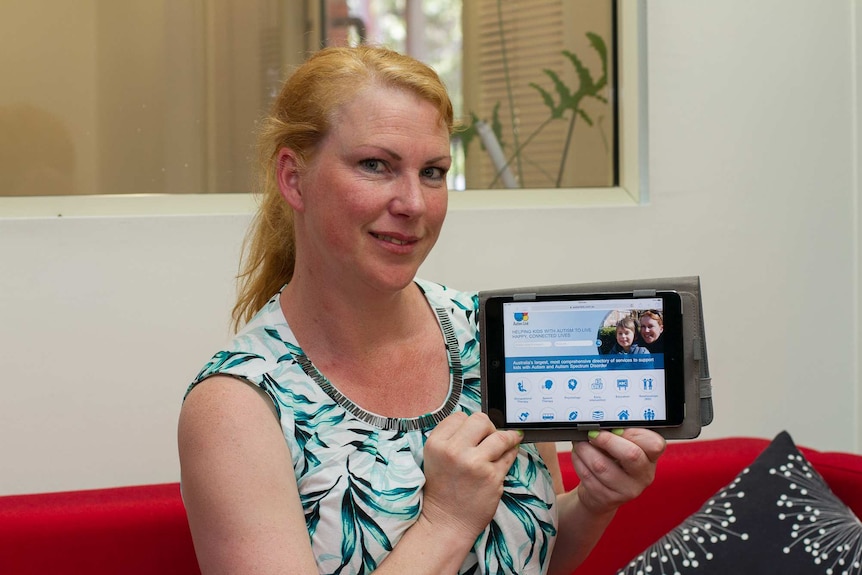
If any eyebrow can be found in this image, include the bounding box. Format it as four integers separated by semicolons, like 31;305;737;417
368;146;451;165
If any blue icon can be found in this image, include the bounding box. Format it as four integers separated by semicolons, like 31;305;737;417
567;378;578;390
643;378;654;391
519;411;530;422
591;378;604;391
617;409;630;420
544;379;554;391
591;410;605;420
616;378;629;391
517;381;527;393
568;410;579;421
595;340;602;347
644;408;656;421
541;411;555;421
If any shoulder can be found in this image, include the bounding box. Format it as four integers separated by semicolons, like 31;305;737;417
414;278;481;362
414;279;479;332
191;293;297;387
414;278;478;314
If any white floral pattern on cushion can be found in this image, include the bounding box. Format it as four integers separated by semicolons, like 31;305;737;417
619;431;862;575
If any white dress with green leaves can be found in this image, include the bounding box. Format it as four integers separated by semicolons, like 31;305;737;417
188;279;558;575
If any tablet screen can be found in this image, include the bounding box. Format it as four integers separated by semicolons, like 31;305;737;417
491;293;684;428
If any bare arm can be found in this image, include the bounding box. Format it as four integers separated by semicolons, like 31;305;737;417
178;377;523;575
547;429;666;575
178;377;319;575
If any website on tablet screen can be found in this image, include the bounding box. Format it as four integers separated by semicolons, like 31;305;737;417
502;298;665;425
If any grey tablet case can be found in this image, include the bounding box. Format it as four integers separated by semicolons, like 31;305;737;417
479;276;712;441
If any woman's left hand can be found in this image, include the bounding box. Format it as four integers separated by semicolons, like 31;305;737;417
569;428;666;516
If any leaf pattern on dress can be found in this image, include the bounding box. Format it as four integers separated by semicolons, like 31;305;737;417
194;350;264;380
484;519;517;574
302;477;341;537
291;401;345;475
186;279;557;575
332;458;424;575
336;488;389;574
501;452;557;566
462;377;482;409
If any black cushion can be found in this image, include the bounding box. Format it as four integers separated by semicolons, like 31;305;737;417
618;431;862;574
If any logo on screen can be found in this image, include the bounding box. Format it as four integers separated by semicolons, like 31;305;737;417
513;312;529;324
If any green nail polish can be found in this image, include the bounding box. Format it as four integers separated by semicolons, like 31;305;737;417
612;428;625;436
588;430;600;439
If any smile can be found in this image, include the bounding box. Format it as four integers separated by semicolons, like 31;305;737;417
371;233;412;246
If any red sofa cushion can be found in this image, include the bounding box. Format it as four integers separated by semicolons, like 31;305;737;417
0;483;200;575
559;437;862;575
1;437;859;575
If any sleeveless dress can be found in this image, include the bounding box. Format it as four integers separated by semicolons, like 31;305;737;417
188;279;558;574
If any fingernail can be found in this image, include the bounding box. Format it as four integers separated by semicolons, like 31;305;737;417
588;430;600;440
516;430;524;437
612;428;625;436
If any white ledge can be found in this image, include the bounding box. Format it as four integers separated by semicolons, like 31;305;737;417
0;186;639;220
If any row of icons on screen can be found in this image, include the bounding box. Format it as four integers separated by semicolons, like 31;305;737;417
516;407;658;422
514;376;656;393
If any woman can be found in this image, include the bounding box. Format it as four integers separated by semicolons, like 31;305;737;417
638;310;665;353
178;45;664;575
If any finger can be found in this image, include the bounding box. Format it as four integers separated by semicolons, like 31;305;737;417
478;429;523;463
497;435;522;470
570;444;638;513
620;428;667;463
455;412;523;451
586;430;651;474
572;439;626;486
449;412;500;446
428;411;469;442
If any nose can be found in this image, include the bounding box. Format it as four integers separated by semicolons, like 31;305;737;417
389;174;426;217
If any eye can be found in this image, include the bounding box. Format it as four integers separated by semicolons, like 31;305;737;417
420;166;447;181
360;159;386;173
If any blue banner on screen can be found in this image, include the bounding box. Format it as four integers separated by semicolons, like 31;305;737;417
506;355;664;372
503;297;667;425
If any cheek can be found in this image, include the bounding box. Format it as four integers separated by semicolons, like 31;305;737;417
426;191;448;229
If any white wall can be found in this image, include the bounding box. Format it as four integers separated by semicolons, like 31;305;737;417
1;0;860;496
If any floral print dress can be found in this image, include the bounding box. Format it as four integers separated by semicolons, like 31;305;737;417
188;279;558;574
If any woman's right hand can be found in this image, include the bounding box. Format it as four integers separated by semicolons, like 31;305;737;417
419;411;523;540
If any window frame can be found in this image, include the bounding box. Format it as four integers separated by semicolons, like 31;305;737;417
0;0;646;218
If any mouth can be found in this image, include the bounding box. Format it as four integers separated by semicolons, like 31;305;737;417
370;232;414;246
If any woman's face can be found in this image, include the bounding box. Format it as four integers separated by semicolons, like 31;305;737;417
282;85;451;293
640;316;663;344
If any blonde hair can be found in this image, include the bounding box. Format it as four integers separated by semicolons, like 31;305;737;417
232;45;455;331
616;316;639;334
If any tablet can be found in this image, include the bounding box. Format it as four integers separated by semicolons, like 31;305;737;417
479;277;711;442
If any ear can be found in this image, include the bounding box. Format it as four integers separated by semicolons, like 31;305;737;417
276;147;304;212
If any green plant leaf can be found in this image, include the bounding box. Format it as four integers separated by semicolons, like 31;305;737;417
562;49;595;99
458;112;480;158
529;82;557;116
491;102;506;150
543;68;571;117
586;32;608;86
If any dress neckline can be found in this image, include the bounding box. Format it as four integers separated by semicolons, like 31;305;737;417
288;305;463;432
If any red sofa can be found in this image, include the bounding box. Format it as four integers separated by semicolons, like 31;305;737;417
562;437;862;574
2;437;860;575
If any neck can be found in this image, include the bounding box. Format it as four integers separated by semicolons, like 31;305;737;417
280;272;426;357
